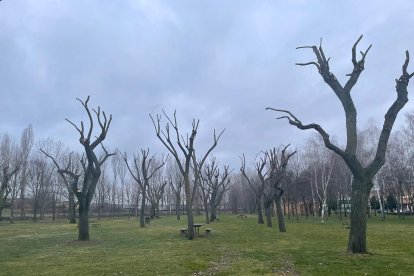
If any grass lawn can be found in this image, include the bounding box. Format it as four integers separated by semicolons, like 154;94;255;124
0;214;413;275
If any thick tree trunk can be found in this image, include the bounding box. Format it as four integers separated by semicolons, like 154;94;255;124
68;190;76;224
209;205;215;222
347;178;371;253
78;200;90;241
186;202;195;240
275;195;286;232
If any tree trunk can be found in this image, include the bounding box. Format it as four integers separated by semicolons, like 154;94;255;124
176;196;180;220
347;178;371;253
139;187;146;228
186;202;195;240
68;190;76;224
275;195;286;232
209;204;215;222
321;200;327;224
303;196;309;219
256;197;264;224
264;205;272;227
205;200;210;224
78;200;90;241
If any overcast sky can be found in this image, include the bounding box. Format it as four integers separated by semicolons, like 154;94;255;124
1;0;414;169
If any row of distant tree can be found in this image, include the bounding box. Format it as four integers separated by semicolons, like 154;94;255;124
1;110;413;227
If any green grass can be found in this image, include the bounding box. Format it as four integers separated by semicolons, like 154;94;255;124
0;215;413;275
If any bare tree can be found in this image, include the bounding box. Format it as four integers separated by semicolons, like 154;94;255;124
306;136;335;223
41;143;79;224
121;149;166;227
199;158;231;224
266;146;296;232
169;162;184;220
240;154;266;224
267;35;413;253
150;111;224;240
0;134;20;221
147;167;168;218
19;125;33;219
28;154;53;221
44;96;114;241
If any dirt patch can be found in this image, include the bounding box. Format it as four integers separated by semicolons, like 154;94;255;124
272;258;299;275
193;251;241;275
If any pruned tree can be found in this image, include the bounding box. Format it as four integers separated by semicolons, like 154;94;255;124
44;96;114;240
267;35;413;253
150;110;224;240
121;149;166;227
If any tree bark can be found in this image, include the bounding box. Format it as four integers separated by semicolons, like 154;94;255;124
78;199;90;241
347;178;371;253
68;190;76;224
176;196;181;220
275;195;286;232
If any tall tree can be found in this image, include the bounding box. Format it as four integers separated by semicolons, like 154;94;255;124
267;35;413;253
45;96;114;241
19;125;33;219
151;111;223;240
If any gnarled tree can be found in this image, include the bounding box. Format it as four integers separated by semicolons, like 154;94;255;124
44;96;114;241
267;35;413;253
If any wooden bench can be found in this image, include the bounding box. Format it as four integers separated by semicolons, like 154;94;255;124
205;228;212;237
179;228;188;237
145;217;151;224
238;214;247;219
